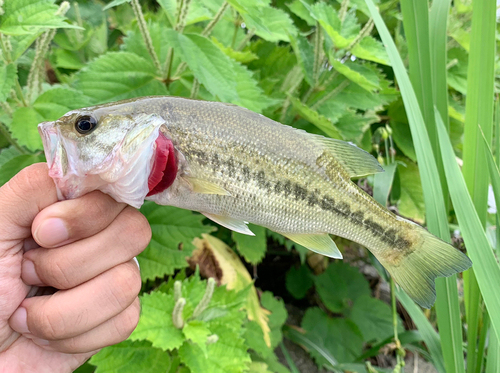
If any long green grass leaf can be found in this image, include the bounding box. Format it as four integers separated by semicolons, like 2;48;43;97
402;0;464;370
365;3;458;372
436;110;500;342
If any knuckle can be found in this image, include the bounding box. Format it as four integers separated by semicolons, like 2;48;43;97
120;209;152;252
108;263;142;309
115;300;141;340
48;258;74;290
34;306;66;340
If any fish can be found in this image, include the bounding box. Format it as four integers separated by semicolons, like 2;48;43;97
38;96;472;308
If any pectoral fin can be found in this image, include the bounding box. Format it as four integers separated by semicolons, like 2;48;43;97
186;177;231;196
282;233;343;259
201;213;255;236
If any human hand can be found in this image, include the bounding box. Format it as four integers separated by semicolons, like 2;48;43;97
0;163;151;372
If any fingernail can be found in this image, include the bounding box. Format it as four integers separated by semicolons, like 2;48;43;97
22;260;43;285
10;307;30;334
32;338;50;346
34;218;69;247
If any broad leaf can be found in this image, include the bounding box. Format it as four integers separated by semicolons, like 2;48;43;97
232;224;267;264
0;0;80;35
0;153;45;186
351;36;391;66
138;203;215;281
89;340;171;373
285;265;313;299
0;63;17;102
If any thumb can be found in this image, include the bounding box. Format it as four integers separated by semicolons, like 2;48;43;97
0;163;58;251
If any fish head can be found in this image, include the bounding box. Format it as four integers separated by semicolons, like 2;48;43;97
38;104;167;208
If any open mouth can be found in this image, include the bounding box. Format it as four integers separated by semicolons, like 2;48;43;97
147;132;178;196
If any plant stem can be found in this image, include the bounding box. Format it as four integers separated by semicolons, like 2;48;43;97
190;79;200;98
175;0;192;33
14;80;27;107
202;2;229;37
391;278;405;372
312;22;323;86
131;0;162;75
311;79;349;110
236;29;255;51
0;33;12;63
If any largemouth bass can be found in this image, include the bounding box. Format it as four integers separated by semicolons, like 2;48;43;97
38;96;471;308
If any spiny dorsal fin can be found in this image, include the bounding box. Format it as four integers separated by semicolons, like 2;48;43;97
281;232;343;259
201;212;255;236
311;136;384;178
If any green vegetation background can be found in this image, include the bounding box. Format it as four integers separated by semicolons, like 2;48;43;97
0;0;499;372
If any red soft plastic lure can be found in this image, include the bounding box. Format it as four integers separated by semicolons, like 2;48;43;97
147;133;177;196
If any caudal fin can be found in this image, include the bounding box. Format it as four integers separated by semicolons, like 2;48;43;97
380;228;472;308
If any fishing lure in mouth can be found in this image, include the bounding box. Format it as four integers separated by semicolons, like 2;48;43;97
38;96;471;308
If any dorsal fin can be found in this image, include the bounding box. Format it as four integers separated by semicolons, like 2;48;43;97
310;136;384;178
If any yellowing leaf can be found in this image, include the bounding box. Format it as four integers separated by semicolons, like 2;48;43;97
191;234;272;347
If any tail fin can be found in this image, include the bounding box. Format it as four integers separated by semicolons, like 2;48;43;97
380;228;472;308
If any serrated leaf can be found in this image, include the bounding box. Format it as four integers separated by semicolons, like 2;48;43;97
167;31;238;102
211;37;258;64
0;0;81;35
227;1;297;42
0;147;22;167
73;51;168;104
138;203;215;281
0;63;17;102
183;320;211;357
301;307;364;366
9;107;44;151
347;295;404;343
129;291;185;351
232;62;275;113
285;264;313;299
0;153;45;186
178;329;250;373
288;33;314;85
89;340;171;373
313;261;370;313
396;159;425;223
289;96;342;139
330;60;380;92
307;2;360;49
232;224;267;264
54;49;85;70
191;235;272;347
335;110;378;143
10;33;42;60
351;36;391;66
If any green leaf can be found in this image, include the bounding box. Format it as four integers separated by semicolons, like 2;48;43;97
335;110;378;144
437;112;500;343
330;60;380;92
348;295;404;343
287;0;315;26
138;203;215;281
0;63;17;102
89;340;171;373
129;290;185;351
211;37;258;64
285;265;313;299
351;36;391;66
0;153;45;186
232;224;267;265
288;33;314;86
261;291;287;349
228;2;297;42
447;47;468;95
232;62;275;114
0;0;81;35
0;146;22;167
183;320;211;356
396;159;425;223
168;31;238;102
313;261;370;313
103;0;131;11
73;51;168;104
308;2;360;49
373;163;397;206
289;96;342;139
301;307;364;366
9;107;44;151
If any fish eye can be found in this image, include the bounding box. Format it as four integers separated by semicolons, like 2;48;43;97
75;115;97;134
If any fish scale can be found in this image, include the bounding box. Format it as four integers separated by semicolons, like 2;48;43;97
38;96;472;308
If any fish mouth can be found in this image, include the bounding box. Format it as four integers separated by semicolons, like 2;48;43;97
146;132;177;196
38;121;65;179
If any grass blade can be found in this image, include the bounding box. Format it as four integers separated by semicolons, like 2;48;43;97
436;110;500;341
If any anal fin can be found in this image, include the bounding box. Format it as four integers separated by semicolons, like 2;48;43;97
281;233;343;259
201;212;255;236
